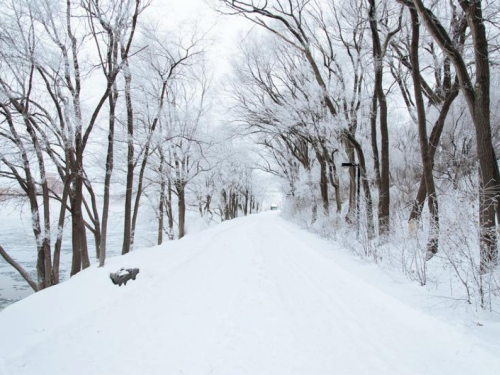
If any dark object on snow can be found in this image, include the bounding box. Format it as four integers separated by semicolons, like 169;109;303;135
110;268;140;286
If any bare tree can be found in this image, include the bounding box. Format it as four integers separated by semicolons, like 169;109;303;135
367;0;403;235
408;7;438;258
398;0;499;271
125;25;207;250
388;4;465;235
0;0;146;290
220;0;377;230
82;0;145;265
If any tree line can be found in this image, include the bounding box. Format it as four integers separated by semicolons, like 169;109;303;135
219;0;500;280
0;0;263;292
1;0;499;308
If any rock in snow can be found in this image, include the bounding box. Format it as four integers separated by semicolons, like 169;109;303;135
110;268;140;286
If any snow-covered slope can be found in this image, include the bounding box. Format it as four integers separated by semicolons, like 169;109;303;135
0;212;498;375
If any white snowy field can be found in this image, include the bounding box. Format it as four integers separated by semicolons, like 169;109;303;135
0;212;499;375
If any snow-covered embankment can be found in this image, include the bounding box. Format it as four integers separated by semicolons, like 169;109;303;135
0;212;499;375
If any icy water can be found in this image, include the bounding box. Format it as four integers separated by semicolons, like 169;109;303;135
0;201;158;310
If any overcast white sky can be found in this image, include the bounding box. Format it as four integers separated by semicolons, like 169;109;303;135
145;0;254;79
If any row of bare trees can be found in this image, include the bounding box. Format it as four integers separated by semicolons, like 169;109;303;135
2;0;498;300
0;0;263;293
1;0;145;289
220;0;500;274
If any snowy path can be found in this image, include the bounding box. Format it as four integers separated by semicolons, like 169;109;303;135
0;212;499;374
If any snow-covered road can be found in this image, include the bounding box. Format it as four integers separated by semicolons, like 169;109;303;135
0;212;499;374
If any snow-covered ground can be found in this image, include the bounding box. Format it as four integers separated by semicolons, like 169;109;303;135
0;211;499;374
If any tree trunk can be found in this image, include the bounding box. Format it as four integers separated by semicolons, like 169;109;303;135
244;189;249;216
343;131;375;238
67;0;90;274
83;183;101;260
158;191;165;245
466;2;499;272
369;0;390;235
222;189;229;221
326;152;342;213
206;194;212;215
70;173;90;275
199;197;204;217
315;149;329;215
410;8;439;258
53;176;71;283
158;152;165;246
346;148;356;222
410;0;499;271
130;84;166;248
121;58;134;255
100;81;118;266
131;146;149;249
167;178;174;240
231;192;238;219
177;181;186;239
22;81;53;288
409;82;459;223
370;92;381;189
